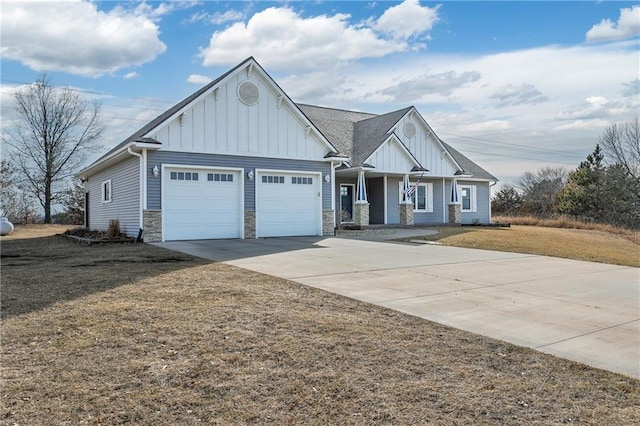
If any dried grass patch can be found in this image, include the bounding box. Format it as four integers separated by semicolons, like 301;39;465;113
1;236;639;424
416;225;640;267
1;224;71;240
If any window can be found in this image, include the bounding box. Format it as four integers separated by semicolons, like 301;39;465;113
292;176;313;185
460;185;477;212
399;182;433;212
170;171;199;181
261;175;284;184
101;180;112;203
208;173;233;182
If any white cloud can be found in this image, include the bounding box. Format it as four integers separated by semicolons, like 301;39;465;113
373;0;439;40
136;1;201;21
187;74;213;85
184;9;244;25
380;70;481;102
124;72;139;80
490;83;548;107
0;0;167;76
198;2;442;72
622;78;640;97
586;5;640;42
557;96;611;120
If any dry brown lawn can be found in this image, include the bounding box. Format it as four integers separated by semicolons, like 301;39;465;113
1;226;639;424
416;225;640;267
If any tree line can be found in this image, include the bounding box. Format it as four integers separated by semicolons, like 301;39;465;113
492;119;640;229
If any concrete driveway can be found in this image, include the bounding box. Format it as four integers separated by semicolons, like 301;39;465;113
157;234;640;378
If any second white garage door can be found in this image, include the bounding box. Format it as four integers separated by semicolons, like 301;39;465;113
163;167;242;241
256;171;321;238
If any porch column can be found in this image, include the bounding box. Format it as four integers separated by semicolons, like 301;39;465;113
354;170;369;227
448;179;461;224
400;174;414;226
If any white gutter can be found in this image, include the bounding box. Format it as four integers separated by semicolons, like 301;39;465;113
127;146;144;230
331;161;343;227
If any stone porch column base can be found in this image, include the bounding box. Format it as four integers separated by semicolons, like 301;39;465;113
353;202;370;227
448;203;461;224
399;203;414;226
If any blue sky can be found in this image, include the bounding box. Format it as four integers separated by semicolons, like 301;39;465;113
2;1;639;187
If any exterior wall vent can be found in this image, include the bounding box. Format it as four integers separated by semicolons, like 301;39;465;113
238;80;259;106
404;122;417;138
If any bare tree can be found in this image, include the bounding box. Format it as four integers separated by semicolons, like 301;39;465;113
599;118;640;187
3;75;103;223
516;166;568;217
0;160;39;223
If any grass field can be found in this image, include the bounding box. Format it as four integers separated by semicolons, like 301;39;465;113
411;225;640;267
1;225;638;424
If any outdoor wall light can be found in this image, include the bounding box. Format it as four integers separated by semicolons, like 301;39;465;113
247;169;255;181
152;165;160;178
324;174;331;183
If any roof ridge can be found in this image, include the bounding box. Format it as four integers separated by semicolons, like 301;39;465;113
296;103;378;118
354;106;413;124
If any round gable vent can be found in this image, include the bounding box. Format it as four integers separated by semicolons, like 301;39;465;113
404;122;417;138
238;80;259;106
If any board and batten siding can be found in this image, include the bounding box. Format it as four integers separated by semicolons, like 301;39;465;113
146;151;332;211
86;156;140;236
365;140;416;174
395;115;458;177
150;72;328;161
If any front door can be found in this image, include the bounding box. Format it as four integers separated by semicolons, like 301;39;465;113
340;184;354;223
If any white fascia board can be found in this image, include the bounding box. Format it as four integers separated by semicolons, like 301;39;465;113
77;141;160;179
364;134;423;169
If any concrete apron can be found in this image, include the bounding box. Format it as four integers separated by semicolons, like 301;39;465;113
157;237;640;378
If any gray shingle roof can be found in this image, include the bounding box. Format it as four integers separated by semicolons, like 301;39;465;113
441;141;497;181
299;104;496;181
297;104;376;160
352;107;412;165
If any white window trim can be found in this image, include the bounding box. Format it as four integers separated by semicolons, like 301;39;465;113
101;180;112;203
459;184;477;212
398;181;433;212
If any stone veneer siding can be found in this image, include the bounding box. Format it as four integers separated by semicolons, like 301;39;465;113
322;210;335;236
353;202;370;227
448;204;461;224
143;210;162;242
244;210;256;239
399;203;414;226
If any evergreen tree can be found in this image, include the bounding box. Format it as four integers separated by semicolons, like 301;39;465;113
558;145;604;219
491;185;524;216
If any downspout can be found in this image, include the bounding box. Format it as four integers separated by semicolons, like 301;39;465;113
442;178;446;223
127;146;144;233
331;161;341;228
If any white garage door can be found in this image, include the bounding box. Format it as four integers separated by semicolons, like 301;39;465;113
163;167;242;241
256;171;321;238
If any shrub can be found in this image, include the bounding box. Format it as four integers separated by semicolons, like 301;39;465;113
107;219;121;238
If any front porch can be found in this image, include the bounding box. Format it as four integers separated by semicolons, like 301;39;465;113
334;168;463;229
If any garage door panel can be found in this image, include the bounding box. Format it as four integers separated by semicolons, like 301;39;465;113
163;167;242;241
257;171;320;238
